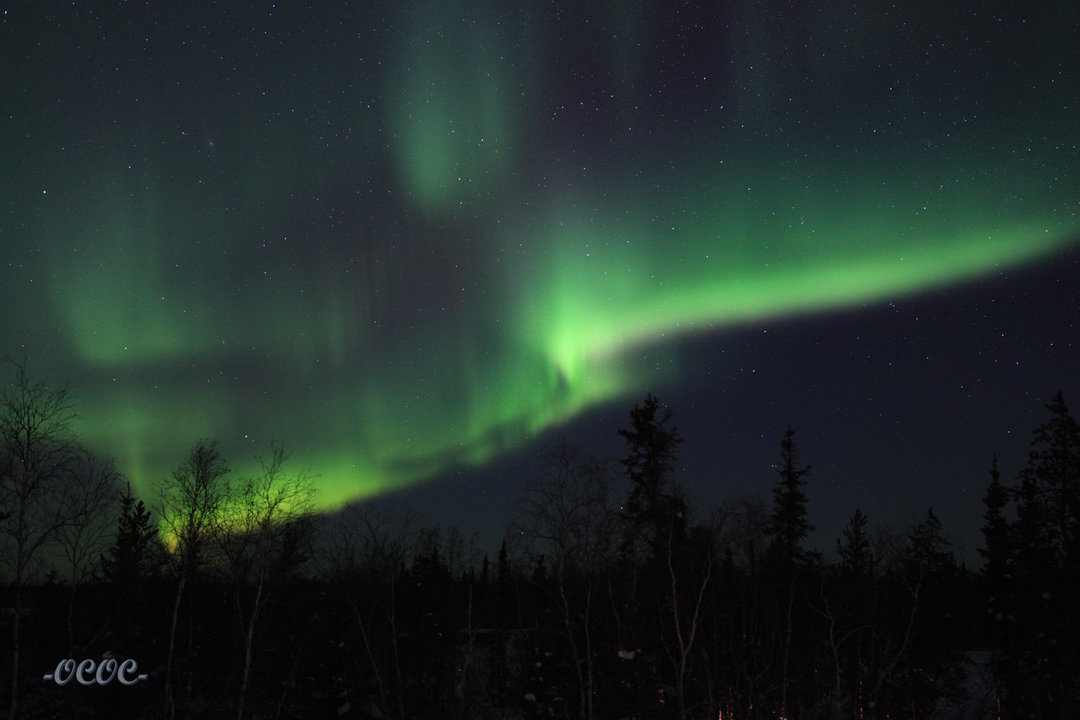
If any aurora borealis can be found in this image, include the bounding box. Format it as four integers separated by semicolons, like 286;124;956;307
2;2;1078;545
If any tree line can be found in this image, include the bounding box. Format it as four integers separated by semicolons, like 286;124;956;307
1;358;1078;719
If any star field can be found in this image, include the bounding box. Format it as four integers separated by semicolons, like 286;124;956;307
1;1;1078;554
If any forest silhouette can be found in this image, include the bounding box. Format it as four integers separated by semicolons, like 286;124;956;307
1;359;1078;719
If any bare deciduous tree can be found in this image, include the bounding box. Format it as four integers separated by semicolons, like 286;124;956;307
0;358;83;720
224;443;316;720
55;450;121;655
665;517;712;720
321;503;417;720
515;443;619;720
157;439;232;720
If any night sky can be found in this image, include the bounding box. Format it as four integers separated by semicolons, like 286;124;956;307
2;2;1078;559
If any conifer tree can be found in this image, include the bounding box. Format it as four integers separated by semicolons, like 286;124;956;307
838;507;871;577
764;426;814;719
979;457;1011;590
1020;391;1080;572
1009;392;1080;715
766;427;813;569
99;482;161;655
1013;468;1053;582
618;392;684;554
102;481;159;589
908;507;953;577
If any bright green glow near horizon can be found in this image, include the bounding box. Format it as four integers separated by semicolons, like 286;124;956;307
6;1;1078;517
68;178;1077;514
62;153;1080;515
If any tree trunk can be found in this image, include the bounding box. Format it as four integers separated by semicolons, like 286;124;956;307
667;523;711;720
67;582;79;656
9;574;23;720
556;552;586;720
350;594;389;717
236;565;267;720
389;577;405;720
780;574;796;720
457;583;477;720
584;582;594;720
165;573;187;720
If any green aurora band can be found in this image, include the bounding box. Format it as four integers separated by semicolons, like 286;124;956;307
63;154;1077;511
2;1;1077;512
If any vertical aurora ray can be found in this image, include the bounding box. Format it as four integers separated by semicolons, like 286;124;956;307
386;2;529;212
1;0;1076;513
